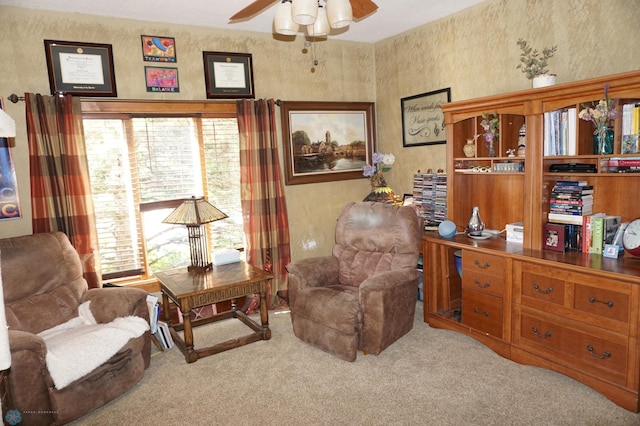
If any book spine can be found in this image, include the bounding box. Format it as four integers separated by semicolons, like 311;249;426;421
549;199;592;205
554;180;587;186
582;215;592;253
591;217;604;254
548;213;583;225
608;158;640;166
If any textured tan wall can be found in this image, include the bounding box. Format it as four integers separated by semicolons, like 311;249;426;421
1;0;638;262
376;0;640;198
0;6;375;260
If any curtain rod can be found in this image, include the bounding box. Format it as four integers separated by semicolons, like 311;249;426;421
8;94;283;105
8;94;24;103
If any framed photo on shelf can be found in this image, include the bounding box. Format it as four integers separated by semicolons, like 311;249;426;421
44;39;117;97
543;223;568;252
144;66;179;93
203;51;254;99
401;88;450;147
280;101;375;185
141;35;176;63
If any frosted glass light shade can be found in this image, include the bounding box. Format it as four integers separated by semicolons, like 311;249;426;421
327;0;352;28
292;0;318;25
274;1;299;35
308;5;330;36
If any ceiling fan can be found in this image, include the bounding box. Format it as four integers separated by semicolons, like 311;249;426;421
230;0;378;22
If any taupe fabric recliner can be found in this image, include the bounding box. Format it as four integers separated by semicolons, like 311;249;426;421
286;201;422;361
1;232;151;425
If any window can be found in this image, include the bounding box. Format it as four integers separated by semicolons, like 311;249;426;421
82;101;242;282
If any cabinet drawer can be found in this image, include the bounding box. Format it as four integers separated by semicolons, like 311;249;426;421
521;271;565;306
519;313;628;385
462;270;504;297
574;284;629;324
462;289;503;338
462;251;505;277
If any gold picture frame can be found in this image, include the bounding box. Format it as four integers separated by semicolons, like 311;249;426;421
280;101;376;185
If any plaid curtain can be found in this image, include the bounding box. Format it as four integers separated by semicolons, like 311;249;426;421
237;99;291;311
25;93;101;288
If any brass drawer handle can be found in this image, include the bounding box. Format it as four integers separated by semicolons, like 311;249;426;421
474;259;490;269
586;345;611;359
473;307;489;317
474;278;490;289
531;326;551;338
533;283;553;294
589;297;614;308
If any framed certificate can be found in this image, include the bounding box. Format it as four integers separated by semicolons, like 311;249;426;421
44;39;117;97
203;51;254;99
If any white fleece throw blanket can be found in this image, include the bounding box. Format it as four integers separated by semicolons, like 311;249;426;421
38;301;149;389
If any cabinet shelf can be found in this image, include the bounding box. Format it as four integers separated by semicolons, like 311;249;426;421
427;71;640;412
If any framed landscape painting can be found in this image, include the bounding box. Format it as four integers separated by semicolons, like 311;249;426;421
280;101;375;185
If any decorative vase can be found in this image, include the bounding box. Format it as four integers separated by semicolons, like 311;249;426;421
532;74;556;88
463;139;476;157
467;206;485;236
488;141;496;158
593;126;614;155
363;186;396;204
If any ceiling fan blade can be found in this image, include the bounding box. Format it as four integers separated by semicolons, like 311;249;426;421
230;0;278;21
351;0;378;20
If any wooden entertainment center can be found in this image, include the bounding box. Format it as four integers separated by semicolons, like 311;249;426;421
422;70;640;412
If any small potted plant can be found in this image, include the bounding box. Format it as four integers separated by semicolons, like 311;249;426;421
516;38;558;88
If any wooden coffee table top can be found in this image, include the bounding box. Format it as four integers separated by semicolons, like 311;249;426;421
156;261;273;301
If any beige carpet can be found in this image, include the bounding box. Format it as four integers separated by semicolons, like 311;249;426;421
71;303;640;425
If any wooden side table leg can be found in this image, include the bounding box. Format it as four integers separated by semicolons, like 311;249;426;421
259;287;271;340
162;292;171;322
231;298;238;317
181;304;197;363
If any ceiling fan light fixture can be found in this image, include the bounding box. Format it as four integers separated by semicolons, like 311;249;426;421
274;0;299;35
308;4;330;36
292;0;318;25
327;0;353;29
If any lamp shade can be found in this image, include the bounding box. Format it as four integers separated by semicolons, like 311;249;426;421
274;0;299;35
292;0;318;25
0;109;16;138
308;4;330;36
162;196;227;226
162;197;227;273
327;0;353;29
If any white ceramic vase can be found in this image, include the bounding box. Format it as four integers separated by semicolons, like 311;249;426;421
532;74;556;88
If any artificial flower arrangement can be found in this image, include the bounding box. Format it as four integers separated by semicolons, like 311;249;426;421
480;111;499;157
516;38;557;79
578;83;618;154
578;83;618;128
363;152;395;189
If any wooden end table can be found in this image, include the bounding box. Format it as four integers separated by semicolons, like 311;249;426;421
155;261;273;363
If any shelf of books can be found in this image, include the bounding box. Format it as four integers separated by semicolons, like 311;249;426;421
544;179;624;255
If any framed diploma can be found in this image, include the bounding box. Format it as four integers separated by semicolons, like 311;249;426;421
401;88;450;147
203;51;254;99
44;40;117;97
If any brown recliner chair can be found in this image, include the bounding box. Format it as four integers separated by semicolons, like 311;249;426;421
1;232;151;425
286;201;422;362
